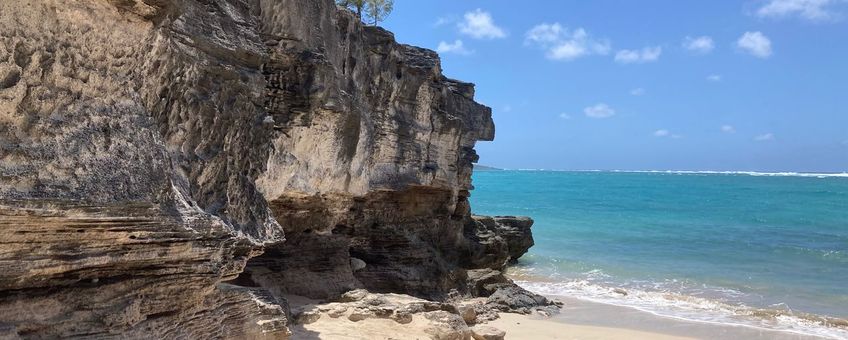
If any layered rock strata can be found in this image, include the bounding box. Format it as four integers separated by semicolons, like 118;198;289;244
0;0;553;338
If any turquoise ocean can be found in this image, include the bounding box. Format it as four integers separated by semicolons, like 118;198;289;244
470;170;848;339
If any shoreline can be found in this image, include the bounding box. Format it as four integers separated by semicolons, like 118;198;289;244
504;271;848;340
529;295;830;340
287;293;694;340
287;290;835;340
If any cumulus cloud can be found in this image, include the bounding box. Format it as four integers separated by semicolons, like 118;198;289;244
525;23;611;61
615;46;662;64
559;113;572;120
459;9;506;39
707;74;722;82
756;0;845;21
721;125;737;133
755;133;775;141
630;88;646;96
683;36;715;53
737;31;773;58
584;103;616;118
436;40;473;55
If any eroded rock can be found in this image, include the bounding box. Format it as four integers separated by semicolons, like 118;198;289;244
0;0;548;338
424;311;472;340
470;325;506;340
485;285;562;315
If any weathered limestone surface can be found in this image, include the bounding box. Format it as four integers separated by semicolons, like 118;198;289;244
0;0;548;338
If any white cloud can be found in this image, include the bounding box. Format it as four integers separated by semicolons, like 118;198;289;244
683;36;715;53
630;88;646;96
525;23;611;61
615;46;662;64
584;103;616;119
756;0;845;21
526;23;564;45
436;40;473;55
737;31;773;58
654;129;683;138
721;125;736;133
755;133;775;141
459;9;506;39
559;113;572;120
707;74;722;82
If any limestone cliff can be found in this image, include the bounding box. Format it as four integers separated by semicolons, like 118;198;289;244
0;0;547;338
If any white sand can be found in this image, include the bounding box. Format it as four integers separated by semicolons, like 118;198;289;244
291;315;434;340
288;293;827;339
489;312;693;340
291;311;693;340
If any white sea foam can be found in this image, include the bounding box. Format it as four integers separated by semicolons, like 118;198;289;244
508;169;848;178
515;279;848;340
616;170;848;178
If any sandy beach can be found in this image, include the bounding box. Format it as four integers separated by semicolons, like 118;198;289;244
496;296;826;340
291;312;692;340
290;292;829;340
488;312;693;340
289;305;693;340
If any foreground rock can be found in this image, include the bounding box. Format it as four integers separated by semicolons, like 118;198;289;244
0;0;554;338
471;325;507;340
289;290;556;340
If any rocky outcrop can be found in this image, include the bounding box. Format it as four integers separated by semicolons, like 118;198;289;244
1;0;288;337
463;216;535;270
0;0;548;338
290;290;486;340
288;289;555;339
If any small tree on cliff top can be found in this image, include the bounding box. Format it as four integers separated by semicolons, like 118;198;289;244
336;0;393;26
365;0;394;26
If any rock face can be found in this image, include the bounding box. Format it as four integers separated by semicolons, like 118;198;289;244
0;0;544;338
464;216;535;269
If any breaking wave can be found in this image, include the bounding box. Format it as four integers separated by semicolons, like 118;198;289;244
508;169;848;178
513;276;848;339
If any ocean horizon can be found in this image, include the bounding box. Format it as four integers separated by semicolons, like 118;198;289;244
471;169;848;339
477;167;848;178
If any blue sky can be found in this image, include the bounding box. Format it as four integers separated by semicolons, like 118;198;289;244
381;0;848;172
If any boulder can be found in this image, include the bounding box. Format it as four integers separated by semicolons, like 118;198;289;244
470;325;506;340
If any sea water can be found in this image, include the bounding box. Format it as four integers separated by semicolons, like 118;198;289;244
470;170;848;339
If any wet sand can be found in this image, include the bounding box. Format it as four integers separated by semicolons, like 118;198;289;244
511;295;829;340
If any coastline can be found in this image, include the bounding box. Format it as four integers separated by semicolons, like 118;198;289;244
470;170;848;340
506;273;847;340
292;308;695;340
517;295;829;340
289;292;828;340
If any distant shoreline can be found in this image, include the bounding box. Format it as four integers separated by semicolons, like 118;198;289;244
472;164;503;171
473;168;848;177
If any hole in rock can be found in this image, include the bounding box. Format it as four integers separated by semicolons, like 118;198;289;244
332;224;350;235
0;69;21;89
225;272;261;288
